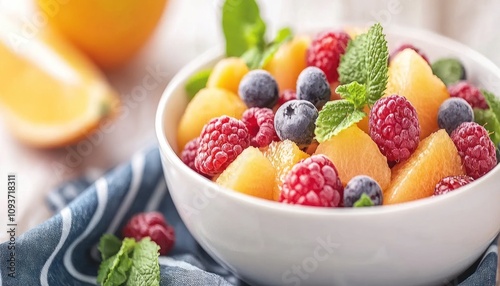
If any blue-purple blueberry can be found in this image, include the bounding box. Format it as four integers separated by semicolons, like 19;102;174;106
238;70;279;108
296;66;331;109
274;100;318;147
438;97;474;134
343;175;383;207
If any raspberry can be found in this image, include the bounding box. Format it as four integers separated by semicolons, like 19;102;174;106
434;175;474;196
390;43;429;64
451;122;497;179
195;116;250;175
278;89;297;107
122;212;175;255
242;107;278;148
306;31;350;83
448;81;488;109
369;95;420;162
280;155;343;207
181;138;199;171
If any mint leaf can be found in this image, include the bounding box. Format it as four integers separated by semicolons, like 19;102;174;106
338;33;367;85
315;100;366;143
482;89;500;120
98;234;122;261
185;69;211;100
365;23;388;105
259;27;293;68
337;23;388;105
354;193;375;207
431;58;465;86
126;238;161;286
474;108;500;145
222;0;266;57
241;46;263;70
97;238;136;286
335;82;367;109
97;256;115;285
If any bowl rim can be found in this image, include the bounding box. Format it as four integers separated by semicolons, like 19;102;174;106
156;25;500;217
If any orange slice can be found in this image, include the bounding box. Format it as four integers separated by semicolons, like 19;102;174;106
0;18;119;148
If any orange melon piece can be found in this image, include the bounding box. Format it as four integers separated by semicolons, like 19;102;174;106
264;36;310;92
385;49;449;139
177;87;246;151
206;57;249;94
216;147;275;200
356;105;371;134
315;125;391;190
264;140;309;201
384;129;466;205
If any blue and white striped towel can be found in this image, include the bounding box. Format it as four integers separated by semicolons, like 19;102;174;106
0;147;497;285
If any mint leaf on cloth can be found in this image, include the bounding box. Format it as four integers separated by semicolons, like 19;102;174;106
98;234;123;261
97;238;136;286
185;69;211;100
126;238;161;286
338;23;388;105
315;100;366;143
222;0;266;57
335;81;367;109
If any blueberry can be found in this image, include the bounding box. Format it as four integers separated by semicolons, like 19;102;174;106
438;97;474;134
238;70;279;108
343;175;383;207
274;100;318;147
431;58;466;86
296;67;331;109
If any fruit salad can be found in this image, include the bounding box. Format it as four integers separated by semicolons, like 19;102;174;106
175;0;499;208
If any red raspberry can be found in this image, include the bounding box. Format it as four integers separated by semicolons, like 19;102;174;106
434;175;474;196
122;212;175;255
181;138;199;171
280;155;343;207
369;95;420;162
306;31;350;83
448;81;489;109
390;43;430;64
242;107;278;148
451;122;497;179
195;116;250;175
278;89;297;107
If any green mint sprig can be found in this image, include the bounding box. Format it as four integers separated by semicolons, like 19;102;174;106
474;90;500;145
354;193;375;207
315;23;389;143
97;234;160;286
184;0;293;100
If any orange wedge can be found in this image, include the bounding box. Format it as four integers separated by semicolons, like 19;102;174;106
0;17;119;148
384;130;466;205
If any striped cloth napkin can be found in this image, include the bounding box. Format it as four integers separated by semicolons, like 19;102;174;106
0;147;497;285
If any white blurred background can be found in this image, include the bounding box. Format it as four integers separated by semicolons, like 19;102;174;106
1;0;500;242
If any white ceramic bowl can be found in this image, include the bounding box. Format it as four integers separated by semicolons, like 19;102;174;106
156;26;500;286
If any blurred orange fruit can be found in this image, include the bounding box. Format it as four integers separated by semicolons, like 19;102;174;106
0;18;119;148
36;0;168;69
